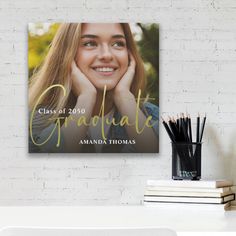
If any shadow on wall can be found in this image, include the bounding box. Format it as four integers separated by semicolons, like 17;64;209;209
206;125;236;182
206;125;236;205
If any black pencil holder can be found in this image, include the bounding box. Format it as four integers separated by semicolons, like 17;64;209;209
172;142;202;180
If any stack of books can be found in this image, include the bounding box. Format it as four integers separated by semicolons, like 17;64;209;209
144;180;235;211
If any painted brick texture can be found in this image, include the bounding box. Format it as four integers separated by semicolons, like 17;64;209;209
0;0;236;205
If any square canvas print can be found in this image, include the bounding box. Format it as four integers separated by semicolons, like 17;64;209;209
28;23;159;153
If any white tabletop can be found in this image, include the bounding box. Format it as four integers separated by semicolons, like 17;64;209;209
0;206;235;232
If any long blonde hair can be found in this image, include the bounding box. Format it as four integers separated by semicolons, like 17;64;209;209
29;23;146;127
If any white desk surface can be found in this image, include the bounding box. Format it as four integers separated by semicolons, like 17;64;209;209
0;206;235;232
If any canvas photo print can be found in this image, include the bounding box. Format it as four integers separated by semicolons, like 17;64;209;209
28;23;159;153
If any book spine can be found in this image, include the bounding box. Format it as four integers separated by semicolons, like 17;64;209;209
143;201;231;211
144;191;232;198
146;186;231;193
222;193;235;203
147;180;233;188
143;195;235;204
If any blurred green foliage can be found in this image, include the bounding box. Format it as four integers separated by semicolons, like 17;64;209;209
28;23;159;105
28;23;60;77
136;23;159;105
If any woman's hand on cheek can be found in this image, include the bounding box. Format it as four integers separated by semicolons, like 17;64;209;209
113;53;135;99
71;61;97;97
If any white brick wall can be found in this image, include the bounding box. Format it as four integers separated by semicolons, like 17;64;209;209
0;0;236;205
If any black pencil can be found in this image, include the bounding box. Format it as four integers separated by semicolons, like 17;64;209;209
187;114;194;157
196;113;200;142
188;114;192;143
176;114;180;132
168;117;179;141
181;113;188;142
162;117;175;142
200;114;206;142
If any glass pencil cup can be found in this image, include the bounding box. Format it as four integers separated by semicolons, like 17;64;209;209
172;142;202;180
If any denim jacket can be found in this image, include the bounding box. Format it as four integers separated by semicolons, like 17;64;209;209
29;102;159;153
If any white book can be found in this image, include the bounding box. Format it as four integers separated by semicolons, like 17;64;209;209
146;186;231;193
143;201;231;211
144;190;233;198
144;193;235;204
147;180;233;188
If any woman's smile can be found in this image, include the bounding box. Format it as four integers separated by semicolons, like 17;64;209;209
91;65;118;77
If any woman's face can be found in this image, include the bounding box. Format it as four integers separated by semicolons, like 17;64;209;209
76;23;129;91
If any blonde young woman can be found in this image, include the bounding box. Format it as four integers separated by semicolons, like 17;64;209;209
29;23;159;153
